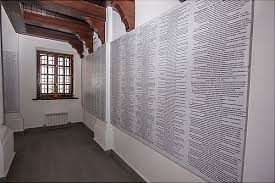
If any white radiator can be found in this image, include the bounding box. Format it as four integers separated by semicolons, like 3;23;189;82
45;112;68;127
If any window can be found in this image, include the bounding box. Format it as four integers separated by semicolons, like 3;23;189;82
37;51;74;99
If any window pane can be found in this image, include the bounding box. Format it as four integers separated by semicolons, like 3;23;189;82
41;84;47;94
65;67;70;75
58;66;64;75
48;66;55;74
58;76;64;84
65;58;70;66
41;54;46;60
65;76;71;84
37;51;73;98
58;85;64;93
48;75;54;84
65;85;70;94
40;54;47;64
41;65;47;74
58;57;64;66
48;56;55;65
40;75;47;84
48;85;54;94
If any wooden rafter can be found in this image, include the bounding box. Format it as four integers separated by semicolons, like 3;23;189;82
85;16;105;44
37;0;106;21
35;0;107;43
26;25;84;58
23;10;93;53
23;10;91;34
3;0;137;57
77;32;94;53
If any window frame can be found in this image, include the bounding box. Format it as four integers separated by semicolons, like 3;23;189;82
36;50;74;100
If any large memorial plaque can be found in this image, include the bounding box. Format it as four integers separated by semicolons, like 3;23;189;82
110;0;253;182
83;45;106;122
3;51;20;113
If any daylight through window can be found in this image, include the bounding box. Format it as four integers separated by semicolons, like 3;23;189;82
37;51;73;99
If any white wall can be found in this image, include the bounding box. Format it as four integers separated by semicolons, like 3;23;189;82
112;10;126;41
93;32;102;51
0;5;15;178
1;6;83;130
112;127;205;182
19;35;83;129
243;0;275;182
111;0;275;182
0;6;3;125
1;6;18;53
1;6;23;131
83;109;97;131
135;0;180;27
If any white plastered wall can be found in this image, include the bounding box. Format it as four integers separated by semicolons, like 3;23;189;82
18;35;83;129
135;0;180;27
0;4;15;178
243;0;274;182
0;5;3;125
1;6;83;130
1;5;23;131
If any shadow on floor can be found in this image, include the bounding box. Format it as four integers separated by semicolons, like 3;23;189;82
7;123;139;182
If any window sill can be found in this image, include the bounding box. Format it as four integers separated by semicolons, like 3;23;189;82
32;97;79;100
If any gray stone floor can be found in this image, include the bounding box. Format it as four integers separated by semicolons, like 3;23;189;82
7;123;137;182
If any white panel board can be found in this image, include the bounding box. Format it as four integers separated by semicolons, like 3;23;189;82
82;45;106;122
110;0;254;182
2;51;19;113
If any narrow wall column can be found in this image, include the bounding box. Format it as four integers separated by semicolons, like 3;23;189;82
105;6;112;123
0;4;15;178
0;3;4;126
93;6;113;151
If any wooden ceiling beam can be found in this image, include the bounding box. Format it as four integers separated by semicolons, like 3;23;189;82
26;25;84;58
23;10;91;35
77;32;93;54
37;0;106;21
111;0;135;31
23;1;106;44
68;40;85;58
23;10;93;52
85;16;105;44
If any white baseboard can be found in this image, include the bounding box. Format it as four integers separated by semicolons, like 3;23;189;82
83;110;97;131
93;121;113;151
0;126;15;177
4;113;24;132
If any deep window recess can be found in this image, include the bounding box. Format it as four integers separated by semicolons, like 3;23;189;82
36;50;74;99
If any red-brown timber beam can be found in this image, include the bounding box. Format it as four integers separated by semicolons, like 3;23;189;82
26;25;84;58
23;10;93;53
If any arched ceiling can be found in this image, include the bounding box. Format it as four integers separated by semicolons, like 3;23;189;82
111;0;135;32
2;0;136;58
